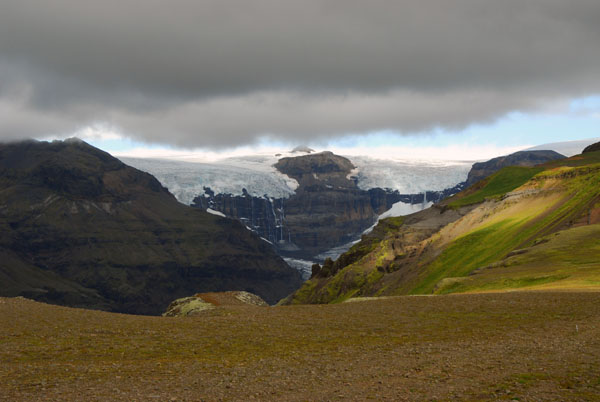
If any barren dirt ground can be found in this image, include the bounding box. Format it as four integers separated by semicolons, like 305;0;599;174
1;292;599;401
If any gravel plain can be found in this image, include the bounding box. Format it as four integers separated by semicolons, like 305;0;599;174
1;292;599;401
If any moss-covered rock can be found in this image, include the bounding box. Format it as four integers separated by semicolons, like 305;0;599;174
163;291;268;316
162;296;215;316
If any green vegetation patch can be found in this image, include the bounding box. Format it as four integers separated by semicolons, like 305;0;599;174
449;166;543;207
434;224;600;294
411;220;523;294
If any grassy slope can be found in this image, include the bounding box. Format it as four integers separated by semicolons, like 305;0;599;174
435;224;600;294
447;166;544;207
414;159;600;294
287;151;600;303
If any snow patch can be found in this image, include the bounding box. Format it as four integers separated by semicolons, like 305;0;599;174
206;208;226;217
378;200;434;220
283;258;313;280
260;237;274;245
346;167;360;181
363;200;434;235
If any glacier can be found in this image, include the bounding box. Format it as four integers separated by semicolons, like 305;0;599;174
121;156;298;205
121;153;472;206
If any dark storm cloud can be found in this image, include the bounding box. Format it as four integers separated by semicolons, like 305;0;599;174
0;0;599;146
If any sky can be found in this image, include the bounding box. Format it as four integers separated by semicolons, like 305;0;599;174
0;0;599;159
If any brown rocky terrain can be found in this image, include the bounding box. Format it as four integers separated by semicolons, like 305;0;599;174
1;292;599;401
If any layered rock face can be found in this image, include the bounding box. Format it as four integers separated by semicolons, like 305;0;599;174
0;139;302;314
273;152;378;256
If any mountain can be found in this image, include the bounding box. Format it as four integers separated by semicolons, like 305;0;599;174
192;151;465;261
0;139;302;314
465;150;565;186
583;141;600;154
526;137;600;157
121;151;471;266
282;145;600;304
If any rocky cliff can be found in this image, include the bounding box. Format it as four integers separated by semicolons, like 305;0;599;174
0;139;302;314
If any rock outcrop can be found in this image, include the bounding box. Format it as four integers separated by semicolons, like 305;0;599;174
0;139;302;315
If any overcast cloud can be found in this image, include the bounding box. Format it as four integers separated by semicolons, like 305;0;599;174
1;0;599;147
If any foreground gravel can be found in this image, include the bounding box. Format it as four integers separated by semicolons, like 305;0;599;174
1;292;599;401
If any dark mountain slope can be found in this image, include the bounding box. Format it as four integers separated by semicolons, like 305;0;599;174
583;141;600;154
466;150;565;186
0;139;302;314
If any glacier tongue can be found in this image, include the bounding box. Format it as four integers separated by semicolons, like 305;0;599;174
350;156;471;193
121;157;298;205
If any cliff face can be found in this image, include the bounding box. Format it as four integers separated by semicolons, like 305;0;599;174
0;139;302;314
194;152;463;259
273;152;377;256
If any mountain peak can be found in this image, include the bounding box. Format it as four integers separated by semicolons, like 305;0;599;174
290;145;315;154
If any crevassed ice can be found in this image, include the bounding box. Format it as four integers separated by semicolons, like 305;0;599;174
121;154;471;205
121;157;298;205
349;156;471;193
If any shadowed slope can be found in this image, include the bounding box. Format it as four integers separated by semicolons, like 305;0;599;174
0;139;302;314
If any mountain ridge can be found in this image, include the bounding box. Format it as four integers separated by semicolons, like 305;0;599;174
0;139;302;314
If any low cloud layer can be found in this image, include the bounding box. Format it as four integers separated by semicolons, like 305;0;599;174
1;0;599;147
